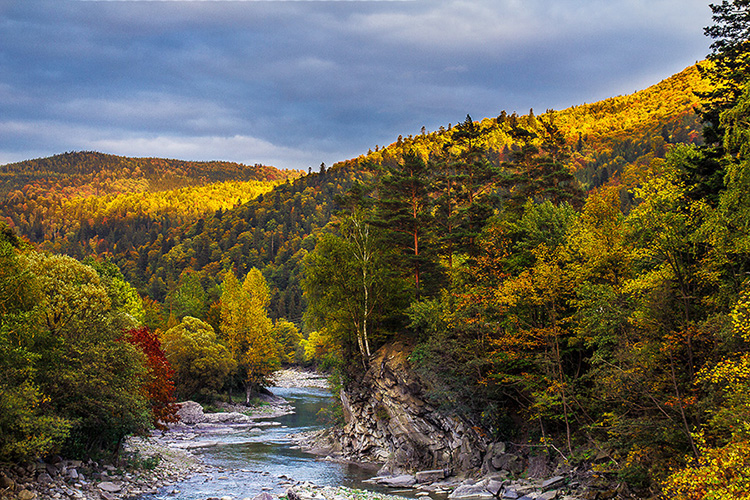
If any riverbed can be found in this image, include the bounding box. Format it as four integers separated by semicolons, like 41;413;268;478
142;385;392;500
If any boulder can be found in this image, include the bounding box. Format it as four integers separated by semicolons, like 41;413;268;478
36;472;52;484
176;401;206;424
486;480;504;496
537;491;559;500
0;474;15;490
415;469;446;483
526;455;549;479
98;481;123;493
253;493;274;500
378;475;417;487
339;342;486;475
491;453;523;474
448;480;494;500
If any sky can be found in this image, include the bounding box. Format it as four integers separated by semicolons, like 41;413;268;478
0;0;713;171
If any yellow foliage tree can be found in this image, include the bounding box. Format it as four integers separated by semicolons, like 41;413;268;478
220;268;279;403
663;292;750;499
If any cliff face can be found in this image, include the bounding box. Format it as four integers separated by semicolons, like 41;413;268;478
338;342;486;475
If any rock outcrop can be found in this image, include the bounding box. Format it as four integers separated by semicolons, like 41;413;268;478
339;342;486;475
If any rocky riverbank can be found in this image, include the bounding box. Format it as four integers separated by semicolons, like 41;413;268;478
271;368;330;389
0;368;322;500
0;437;201;500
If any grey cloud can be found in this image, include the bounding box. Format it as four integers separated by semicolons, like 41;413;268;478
0;0;712;169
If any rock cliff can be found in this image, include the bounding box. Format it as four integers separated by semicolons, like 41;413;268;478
338;342;487;475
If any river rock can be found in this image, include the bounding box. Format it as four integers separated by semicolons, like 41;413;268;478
490;453;523;474
537;491;559;500
17;490;35;500
253;492;274;500
448;479;494;499
36;472;52;484
0;473;15;490
204;411;254;424
176;400;206;424
378;474;417;487
415;469;446;483
98;481;122;493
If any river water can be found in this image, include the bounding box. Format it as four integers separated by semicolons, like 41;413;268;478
146;386;396;500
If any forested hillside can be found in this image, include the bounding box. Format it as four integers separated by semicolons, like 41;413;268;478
0;151;300;242
0;64;704;330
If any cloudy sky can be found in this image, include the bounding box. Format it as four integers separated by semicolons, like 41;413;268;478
0;0;712;171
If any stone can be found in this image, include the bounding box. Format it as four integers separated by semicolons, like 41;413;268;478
416;469;446;483
176;400;206;424
0;474;15;490
492;453;523;473
378;475;417;487
36;472;53;484
526;455;549;479
97;481;122;493
17;490;35;500
253;492;274;500
486;480;504;496
501;490;518;499
541;476;566;491
339;342;485;475
537;491;559;500
67;469;79;480
448;481;494;500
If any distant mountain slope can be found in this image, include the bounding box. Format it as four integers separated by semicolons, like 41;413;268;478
0;151;303;242
0;150;296;196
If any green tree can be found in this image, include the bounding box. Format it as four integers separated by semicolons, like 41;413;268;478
373;150;435;297
702;0;750;132
167;271;208;320
500;119;584;212
0;234;71;462
26;252;152;456
161;316;236;400
303;215;405;369
272;318;304;364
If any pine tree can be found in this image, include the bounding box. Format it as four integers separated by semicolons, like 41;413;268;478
372;150;434;297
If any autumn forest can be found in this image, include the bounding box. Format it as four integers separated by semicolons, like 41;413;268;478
3;2;750;498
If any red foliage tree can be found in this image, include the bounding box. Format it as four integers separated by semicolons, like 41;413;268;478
124;326;179;429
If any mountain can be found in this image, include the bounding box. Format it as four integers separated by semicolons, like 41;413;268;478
0;151;302;244
0;64;706;326
360;64;706;190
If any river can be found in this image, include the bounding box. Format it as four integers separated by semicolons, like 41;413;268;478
144;386;401;500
